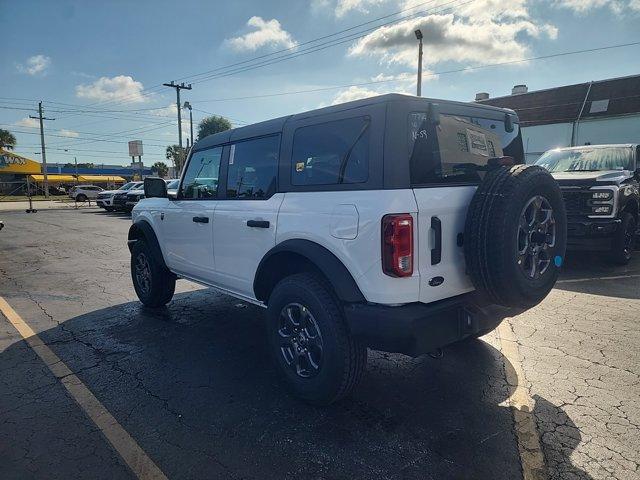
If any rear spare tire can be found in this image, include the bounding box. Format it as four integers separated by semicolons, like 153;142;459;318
464;165;567;309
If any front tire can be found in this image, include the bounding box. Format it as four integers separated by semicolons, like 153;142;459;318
267;273;367;405
610;212;636;265
131;240;176;307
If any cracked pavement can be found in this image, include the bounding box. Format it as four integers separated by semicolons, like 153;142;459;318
0;208;638;479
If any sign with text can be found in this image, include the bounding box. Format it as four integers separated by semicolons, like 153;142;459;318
128;140;143;157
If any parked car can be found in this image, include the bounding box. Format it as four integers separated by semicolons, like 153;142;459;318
112;182;143;212
96;182;141;212
68;185;103;202
128;94;567;404
166;179;179;197
125;179;178;212
536;144;639;264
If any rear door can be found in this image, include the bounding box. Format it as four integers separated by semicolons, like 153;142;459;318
409;110;520;304
161;146;222;283
212;135;283;299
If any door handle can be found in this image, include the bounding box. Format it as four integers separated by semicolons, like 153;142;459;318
192;216;209;223
246;220;270;228
431;216;442;265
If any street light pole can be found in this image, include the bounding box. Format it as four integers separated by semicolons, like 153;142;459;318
415;30;424;97
183;101;194;148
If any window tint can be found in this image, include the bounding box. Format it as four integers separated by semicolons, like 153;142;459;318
291;116;370;186
409;113;514;186
227;135;279;199
181;146;222;199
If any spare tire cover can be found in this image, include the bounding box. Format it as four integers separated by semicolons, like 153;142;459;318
464;165;567;309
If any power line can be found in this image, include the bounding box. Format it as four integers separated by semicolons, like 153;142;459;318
190;41;640;103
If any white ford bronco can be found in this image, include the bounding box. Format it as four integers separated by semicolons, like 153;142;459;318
129;94;567;405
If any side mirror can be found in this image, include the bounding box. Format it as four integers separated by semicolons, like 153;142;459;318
144;177;167;199
505;113;515;133
428;103;441;125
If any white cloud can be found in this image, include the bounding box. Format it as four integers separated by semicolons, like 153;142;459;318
150;104;178;117
225;16;297;52
631;0;640;9
335;0;386;17
16;54;51;75
330;86;381;105
550;0;630;13
14;117;39;128
75;75;147;103
349;1;557;69
59;129;79;138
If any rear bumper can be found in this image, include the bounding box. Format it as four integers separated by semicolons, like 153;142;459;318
567;218;620;251
344;293;520;357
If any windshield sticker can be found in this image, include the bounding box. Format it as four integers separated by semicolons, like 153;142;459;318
295;162;305;172
467;129;489;157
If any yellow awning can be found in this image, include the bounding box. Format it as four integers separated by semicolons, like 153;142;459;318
29;174;76;183
78;175;126;183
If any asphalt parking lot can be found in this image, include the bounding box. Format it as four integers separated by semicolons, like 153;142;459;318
1;207;638;480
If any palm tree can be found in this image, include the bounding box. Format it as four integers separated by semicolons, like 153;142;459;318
165;145;186;173
0;129;17;150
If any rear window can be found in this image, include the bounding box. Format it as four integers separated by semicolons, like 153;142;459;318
409;112;522;186
291;116;370;186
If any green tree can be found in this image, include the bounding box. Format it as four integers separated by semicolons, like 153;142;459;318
165;145;186;173
0;129;17;150
197;115;232;141
152;161;169;178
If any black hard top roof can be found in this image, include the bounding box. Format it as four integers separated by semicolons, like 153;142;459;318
194;93;516;151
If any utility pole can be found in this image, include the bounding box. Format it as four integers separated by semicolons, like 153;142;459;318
163;81;192;150
29;101;54;198
415;30;424;97
183;101;194;148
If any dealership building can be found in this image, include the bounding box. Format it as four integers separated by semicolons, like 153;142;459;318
476;74;640;163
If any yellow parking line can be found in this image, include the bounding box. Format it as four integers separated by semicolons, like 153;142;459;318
496;320;548;480
0;296;168;480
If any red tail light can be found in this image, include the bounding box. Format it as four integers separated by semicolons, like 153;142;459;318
382;214;413;277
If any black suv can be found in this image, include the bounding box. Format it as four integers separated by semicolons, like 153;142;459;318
536;144;639;264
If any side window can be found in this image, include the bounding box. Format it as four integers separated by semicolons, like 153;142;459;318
180;146;222;199
226;135;279;199
291;116;370;186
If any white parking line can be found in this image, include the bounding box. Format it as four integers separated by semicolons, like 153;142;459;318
496;320;548;480
556;273;640;284
0;296;168;480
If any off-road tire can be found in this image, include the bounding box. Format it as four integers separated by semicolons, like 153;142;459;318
131;240;176;308
267;273;367;405
464;165;567;309
609;212;636;265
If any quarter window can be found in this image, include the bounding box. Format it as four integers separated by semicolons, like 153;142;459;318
226;135;280;199
291;116;370;186
180;146;222;199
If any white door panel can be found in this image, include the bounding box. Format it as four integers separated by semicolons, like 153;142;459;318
213;194;284;297
413;187;476;303
161;200;216;282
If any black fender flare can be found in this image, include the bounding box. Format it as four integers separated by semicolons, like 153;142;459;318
127;220;170;271
254;239;366;303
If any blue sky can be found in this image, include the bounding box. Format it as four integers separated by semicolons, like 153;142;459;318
1;0;638;167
